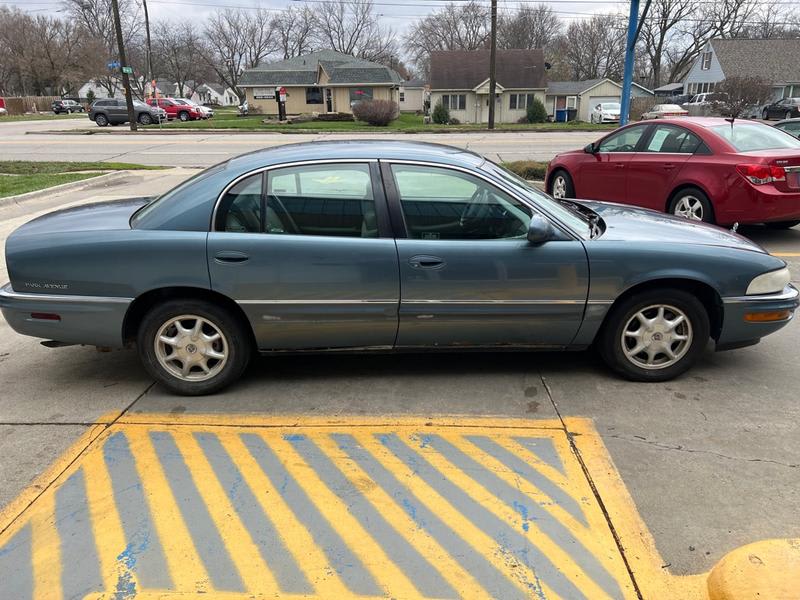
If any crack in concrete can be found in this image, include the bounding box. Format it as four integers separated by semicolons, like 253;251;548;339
608;434;799;469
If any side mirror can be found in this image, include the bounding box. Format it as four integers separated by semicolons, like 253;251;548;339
527;215;555;244
583;143;596;154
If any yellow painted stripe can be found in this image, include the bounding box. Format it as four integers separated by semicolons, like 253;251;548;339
772;252;800;257
219;431;353;598
414;432;623;600
82;443;142;594
271;433;422;599
352;431;551;599
30;491;62;600
312;432;490;598
170;430;280;594
128;429;211;592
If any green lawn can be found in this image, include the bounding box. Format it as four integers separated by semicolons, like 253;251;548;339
0;113;86;122
0;161;165;175
0;173;101;198
144;112;615;133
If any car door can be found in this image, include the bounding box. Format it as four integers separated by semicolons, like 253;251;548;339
384;162;589;348
110;99;127;122
575;124;650;202
207;161;400;351
625;123;703;211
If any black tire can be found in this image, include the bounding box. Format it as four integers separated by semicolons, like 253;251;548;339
138;113;153;125
668;187;715;223
178;111;190;122
94;113;108;127
765;220;800;230
786;111;793;121
762;108;769;120
137;299;252;395
598;289;710;382
549;169;575;199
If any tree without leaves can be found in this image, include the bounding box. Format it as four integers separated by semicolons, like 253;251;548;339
716;76;773;117
312;0;397;63
638;0;694;88
152;21;212;97
557;15;626;81
497;4;562;51
271;5;316;59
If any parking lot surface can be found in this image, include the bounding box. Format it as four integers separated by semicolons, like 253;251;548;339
0;156;799;599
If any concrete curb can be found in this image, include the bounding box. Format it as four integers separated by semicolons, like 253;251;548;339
706;538;800;600
0;170;130;207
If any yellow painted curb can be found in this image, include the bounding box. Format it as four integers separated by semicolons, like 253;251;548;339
707;538;800;600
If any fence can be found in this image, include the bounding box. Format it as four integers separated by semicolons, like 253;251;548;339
0;96;63;115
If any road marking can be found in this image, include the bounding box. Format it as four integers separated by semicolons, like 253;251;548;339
0;414;795;599
772;252;800;257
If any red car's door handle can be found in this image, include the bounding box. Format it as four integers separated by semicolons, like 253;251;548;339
614;163;625;169
663;163;675;170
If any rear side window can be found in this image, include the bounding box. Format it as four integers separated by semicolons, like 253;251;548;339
710;123;800;151
644;125;703;153
217;173;263;233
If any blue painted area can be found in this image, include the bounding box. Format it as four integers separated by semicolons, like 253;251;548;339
115;544;138;598
513;501;530;532
284;434;305;442
0;523;33;600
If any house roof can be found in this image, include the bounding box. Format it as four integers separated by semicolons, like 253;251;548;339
711;38;800;84
429;49;546;90
654;82;684;92
402;79;427;88
240;50;400;87
546;78;653;96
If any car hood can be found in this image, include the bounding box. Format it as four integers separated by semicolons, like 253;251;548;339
10;197;151;237
574;199;766;253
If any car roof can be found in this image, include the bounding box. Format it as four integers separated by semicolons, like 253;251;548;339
226;140;487;172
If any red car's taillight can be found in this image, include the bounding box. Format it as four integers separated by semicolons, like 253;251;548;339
736;164;786;185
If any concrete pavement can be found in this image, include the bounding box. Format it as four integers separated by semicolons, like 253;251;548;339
0;171;798;583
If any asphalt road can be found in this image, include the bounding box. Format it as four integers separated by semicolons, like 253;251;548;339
0;168;799;581
0;116;602;165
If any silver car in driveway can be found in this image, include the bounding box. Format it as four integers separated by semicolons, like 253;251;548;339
1;142;797;395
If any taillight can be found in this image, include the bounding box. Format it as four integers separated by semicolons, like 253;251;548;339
736;164;786;185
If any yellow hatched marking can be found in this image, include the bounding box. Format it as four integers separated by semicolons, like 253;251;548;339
170;430;280;594
312;432;489;598
444;433;631;593
82;446;143;594
269;433;422;599
415;432;625;600
351;430;556;599
30;491;62;600
219;432;353;598
128;429;211;592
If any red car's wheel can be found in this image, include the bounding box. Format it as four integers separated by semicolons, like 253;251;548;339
668;187;714;224
550;170;575;199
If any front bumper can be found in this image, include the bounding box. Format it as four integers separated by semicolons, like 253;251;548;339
717;284;799;349
0;283;131;348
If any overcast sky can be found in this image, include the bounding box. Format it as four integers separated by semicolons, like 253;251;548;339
7;0;625;38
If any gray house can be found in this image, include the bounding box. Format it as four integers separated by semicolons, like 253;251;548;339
683;39;800;100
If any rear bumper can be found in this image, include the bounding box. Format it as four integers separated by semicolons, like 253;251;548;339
0;282;130;348
717;284;799;348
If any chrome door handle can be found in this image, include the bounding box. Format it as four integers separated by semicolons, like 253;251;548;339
408;255;445;269
214;250;249;263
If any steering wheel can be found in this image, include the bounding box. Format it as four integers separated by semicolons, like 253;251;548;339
459;187;490;230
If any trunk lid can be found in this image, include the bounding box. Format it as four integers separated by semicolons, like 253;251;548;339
11;198;150;237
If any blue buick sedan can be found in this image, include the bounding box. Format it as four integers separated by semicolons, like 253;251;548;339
1;141;797;395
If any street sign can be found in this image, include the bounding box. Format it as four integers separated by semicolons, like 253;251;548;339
278;86;287;103
106;60;120;70
121;66;133;75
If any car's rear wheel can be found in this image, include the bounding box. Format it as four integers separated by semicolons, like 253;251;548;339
786;111;793;121
765;220;800;230
762;108;769;120
598;289;710;382
138;113;153;125
94;113;108;127
669;187;714;223
550;169;574;199
179;111;190;121
137;299;251;395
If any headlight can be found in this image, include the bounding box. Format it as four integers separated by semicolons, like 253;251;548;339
746;267;790;295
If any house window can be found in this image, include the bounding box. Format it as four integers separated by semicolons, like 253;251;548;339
349;87;373;106
306;87;323;104
566;96;577;109
509;93;536;110
701;52;712;70
399;91;405;102
442;94;466;110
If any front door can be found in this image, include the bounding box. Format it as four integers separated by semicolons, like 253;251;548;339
208;162;399;350
325;89;333;113
383;162;589;348
576;123;650;202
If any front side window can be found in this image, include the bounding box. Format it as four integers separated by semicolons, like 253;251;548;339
391;164;531;240
598;125;647;152
644;125;703;153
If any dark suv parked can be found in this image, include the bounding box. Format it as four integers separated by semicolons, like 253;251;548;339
762;97;800;120
88;99;166;126
52;99;84;114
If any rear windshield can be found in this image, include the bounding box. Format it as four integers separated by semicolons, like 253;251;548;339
710;123;800;151
601;103;620;110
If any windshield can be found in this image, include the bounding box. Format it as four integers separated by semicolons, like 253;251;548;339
710;123;800;151
480;160;591;238
601;103;620;110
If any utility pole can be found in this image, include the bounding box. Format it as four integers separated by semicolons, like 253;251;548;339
487;0;497;130
142;0;154;98
111;0;137;131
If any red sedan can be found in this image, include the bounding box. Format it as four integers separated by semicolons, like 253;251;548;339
546;117;800;228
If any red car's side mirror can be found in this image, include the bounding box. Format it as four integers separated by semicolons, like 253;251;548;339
584;143;597;154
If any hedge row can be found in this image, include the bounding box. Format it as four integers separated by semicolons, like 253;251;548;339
502;160;550;181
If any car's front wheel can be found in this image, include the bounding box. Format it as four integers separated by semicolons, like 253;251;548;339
762;108;769;120
138;113;153;125
598;289;710;382
178;111;190;121
137;299;251;395
550;169;574;199
669;187;714;223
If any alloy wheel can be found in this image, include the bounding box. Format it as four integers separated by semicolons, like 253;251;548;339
154;314;229;382
621;304;693;370
673;195;704;220
552;175;567;199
